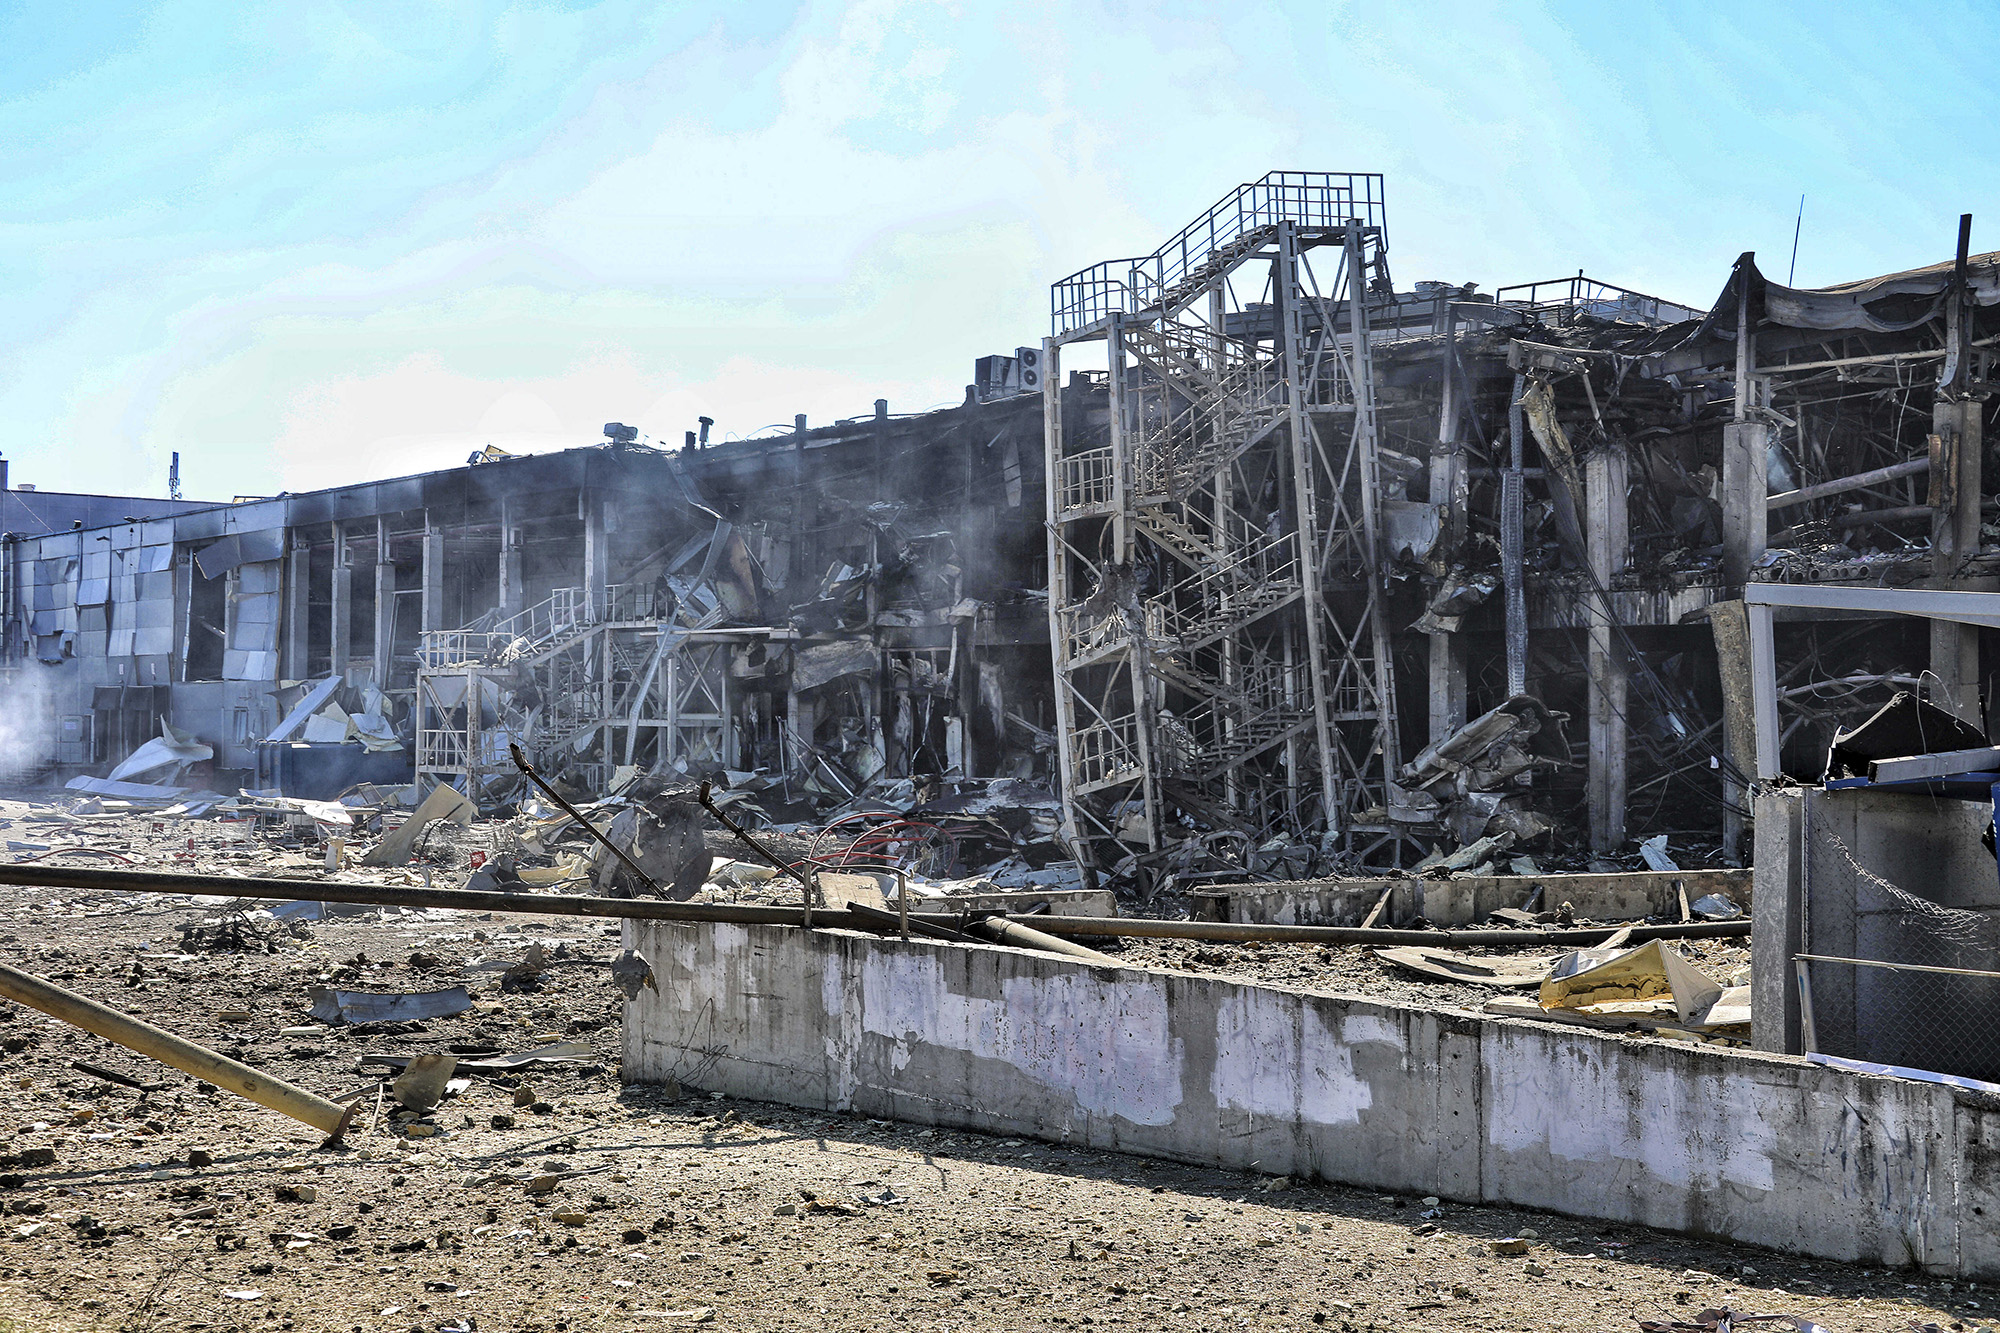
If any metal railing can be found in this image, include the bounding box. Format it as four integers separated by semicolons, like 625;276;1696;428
1056;445;1119;515
1052;171;1386;337
1050;258;1147;342
420;583;657;667
1129;171;1384;314
1493;275;1706;327
1150;534;1301;647
1070;717;1144;792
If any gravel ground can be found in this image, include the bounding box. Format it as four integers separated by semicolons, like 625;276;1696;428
0;795;1971;1332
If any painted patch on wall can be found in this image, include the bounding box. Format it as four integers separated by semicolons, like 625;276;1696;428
858;951;1185;1126
1211;989;1389;1127
1484;1031;1777;1192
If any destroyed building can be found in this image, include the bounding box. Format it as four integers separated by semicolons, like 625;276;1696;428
4;170;1997;892
0;400;1055;818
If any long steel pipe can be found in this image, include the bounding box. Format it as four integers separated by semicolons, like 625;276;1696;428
0;961;356;1139
0;864;1747;948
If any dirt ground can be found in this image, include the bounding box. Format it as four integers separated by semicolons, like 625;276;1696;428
0;800;1980;1332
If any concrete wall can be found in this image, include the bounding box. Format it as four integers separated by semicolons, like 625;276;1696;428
1199;869;1752;928
624;919;2000;1278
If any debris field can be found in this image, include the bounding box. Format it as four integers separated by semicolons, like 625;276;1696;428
0;795;1975;1333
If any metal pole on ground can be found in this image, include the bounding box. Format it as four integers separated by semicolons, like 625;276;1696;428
0;962;356;1140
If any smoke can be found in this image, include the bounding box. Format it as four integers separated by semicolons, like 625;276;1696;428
0;668;56;782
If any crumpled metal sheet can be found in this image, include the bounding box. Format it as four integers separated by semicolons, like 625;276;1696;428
308;985;472;1025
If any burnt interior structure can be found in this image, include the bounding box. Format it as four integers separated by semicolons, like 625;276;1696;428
4;171;1997;893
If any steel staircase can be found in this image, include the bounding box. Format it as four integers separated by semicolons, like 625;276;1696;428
1045;169;1399;875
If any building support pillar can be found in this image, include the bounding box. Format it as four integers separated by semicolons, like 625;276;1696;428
1719;258;1767;854
497;496;523;617
581;490;606;622
329;525;351;678
1721;266;1768;587
283;537;311;681
419;518;445;634
1929;400;1984;723
1721;422;1769;586
372;517;396;688
1585;445;1630;854
1428;310;1468;743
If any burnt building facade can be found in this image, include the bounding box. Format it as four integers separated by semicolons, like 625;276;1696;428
5;171;1995;890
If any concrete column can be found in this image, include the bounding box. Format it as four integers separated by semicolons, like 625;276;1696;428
373;517;396;687
581;490;605;621
1750;787;1804;1055
419;518;445;633
1710;599;1757;862
1428;314;1468;743
329;525;352;677
1720;421;1769;585
283;537;311;680
497;495;523;617
1929;397;1984;723
1722;266;1767;586
1584;445;1629;853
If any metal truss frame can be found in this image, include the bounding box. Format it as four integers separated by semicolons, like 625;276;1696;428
1043;171;1400;875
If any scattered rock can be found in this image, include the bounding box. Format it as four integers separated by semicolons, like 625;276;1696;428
1492;1238;1530;1256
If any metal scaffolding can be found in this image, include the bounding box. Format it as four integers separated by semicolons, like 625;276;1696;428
1043;171;1400;874
415;583;755;799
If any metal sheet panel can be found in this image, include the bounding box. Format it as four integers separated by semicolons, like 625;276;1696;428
194;530;285;579
223;648;278;680
238;560;281;595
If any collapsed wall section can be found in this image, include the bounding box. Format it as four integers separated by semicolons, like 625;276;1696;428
623;919;2000;1278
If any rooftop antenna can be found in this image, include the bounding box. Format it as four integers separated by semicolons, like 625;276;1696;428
1787;195;1805;286
168;452;182;501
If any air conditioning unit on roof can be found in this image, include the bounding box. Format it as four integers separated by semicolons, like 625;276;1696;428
1015;345;1043;392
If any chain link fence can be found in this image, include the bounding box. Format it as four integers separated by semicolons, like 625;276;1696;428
1800;858;2000;1083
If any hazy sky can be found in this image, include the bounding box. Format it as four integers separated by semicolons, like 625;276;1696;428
4;0;1996;500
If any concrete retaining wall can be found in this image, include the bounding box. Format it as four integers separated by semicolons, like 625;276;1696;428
1196;869;1753;928
622;921;2000;1278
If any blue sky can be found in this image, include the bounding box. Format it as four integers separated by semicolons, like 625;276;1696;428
3;0;1996;499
